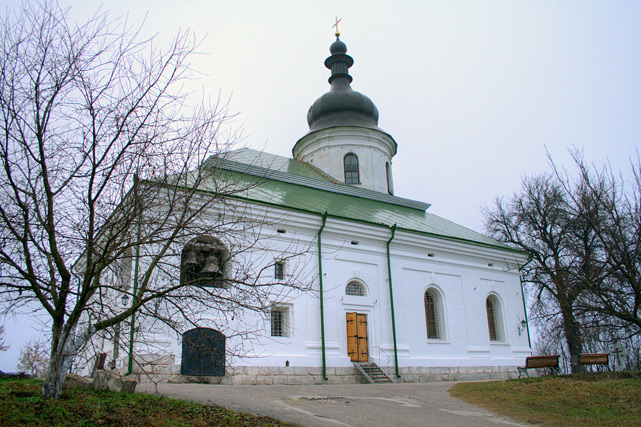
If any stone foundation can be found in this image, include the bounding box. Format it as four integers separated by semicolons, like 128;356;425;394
391;365;520;382
166;365;521;385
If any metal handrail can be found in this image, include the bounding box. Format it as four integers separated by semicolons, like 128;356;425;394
353;362;375;384
374;345;393;369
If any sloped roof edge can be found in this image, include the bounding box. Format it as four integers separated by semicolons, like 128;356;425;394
203;149;431;212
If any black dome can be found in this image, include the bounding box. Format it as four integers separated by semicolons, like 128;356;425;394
307;90;379;131
306;37;380;132
329;39;347;55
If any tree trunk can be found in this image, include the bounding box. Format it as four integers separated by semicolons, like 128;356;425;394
41;342;74;399
41;323;83;399
560;300;584;373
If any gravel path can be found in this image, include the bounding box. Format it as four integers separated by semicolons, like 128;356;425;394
138;381;531;427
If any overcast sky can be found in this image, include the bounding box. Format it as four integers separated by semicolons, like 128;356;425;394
1;0;640;371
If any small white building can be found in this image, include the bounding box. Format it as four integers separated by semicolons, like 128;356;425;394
103;36;531;384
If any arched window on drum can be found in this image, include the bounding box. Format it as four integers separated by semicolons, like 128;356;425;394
344;153;360;184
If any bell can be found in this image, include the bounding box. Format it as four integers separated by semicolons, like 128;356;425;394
201;253;221;274
183;250;199;266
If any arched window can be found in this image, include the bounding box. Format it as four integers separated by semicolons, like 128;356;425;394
424;288;444;339
385;162;392;194
486;295;504;342
344;153;359;184
180;236;229;288
346;281;366;296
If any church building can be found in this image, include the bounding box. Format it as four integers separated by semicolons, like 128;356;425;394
105;34;531;384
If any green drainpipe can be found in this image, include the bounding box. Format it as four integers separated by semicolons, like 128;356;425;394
127;175;142;376
386;224;400;378
519;272;532;349
317;212;328;380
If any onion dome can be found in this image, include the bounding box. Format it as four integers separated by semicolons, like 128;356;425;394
306;37;380;132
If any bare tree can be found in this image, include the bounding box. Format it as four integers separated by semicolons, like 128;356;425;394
17;340;49;377
484;174;588;372
0;1;309;399
556;151;641;336
485;149;641;373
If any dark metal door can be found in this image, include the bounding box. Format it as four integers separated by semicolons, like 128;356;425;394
180;328;225;376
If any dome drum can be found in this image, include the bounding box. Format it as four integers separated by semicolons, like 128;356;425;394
293;126;397;194
294;36;398;194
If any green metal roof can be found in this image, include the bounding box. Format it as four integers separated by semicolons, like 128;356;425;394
197;149;516;252
205;149;327;180
204;149;430;211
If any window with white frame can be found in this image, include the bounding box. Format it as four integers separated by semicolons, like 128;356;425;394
344;153;360;184
385;162;392;194
424;288;444;339
345;281;366;296
270;305;290;337
117;247;133;290
274;261;285;280
486;295;504;342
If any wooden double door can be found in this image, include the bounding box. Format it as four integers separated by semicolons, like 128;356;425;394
346;312;368;363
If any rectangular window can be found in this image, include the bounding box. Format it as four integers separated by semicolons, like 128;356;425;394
116;247;133;290
271;305;290;337
274;261;284;280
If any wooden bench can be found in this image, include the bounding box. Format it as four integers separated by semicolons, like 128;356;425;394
579;353;609;370
518;355;560;378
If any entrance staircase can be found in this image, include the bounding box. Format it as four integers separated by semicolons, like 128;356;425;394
354;362;393;384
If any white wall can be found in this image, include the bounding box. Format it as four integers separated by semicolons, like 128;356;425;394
220;207;531;369
100;200;530;373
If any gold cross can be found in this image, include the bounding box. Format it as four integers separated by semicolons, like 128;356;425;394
332;16;342;37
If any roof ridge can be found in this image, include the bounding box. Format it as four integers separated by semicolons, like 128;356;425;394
294;158;341;185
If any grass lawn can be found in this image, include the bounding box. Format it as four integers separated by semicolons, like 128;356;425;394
449;371;641;426
0;376;295;426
